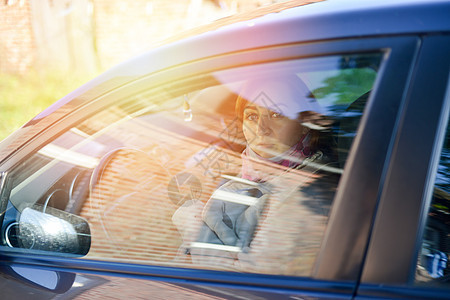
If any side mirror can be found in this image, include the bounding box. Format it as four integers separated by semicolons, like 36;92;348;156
1;205;91;294
5;204;90;256
1;265;76;294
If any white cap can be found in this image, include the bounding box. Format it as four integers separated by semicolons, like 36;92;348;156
238;74;322;119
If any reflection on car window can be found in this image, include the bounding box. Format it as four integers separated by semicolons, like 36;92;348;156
2;53;382;276
416;117;450;285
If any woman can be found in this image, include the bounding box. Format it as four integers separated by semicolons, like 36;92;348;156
235;74;332;180
192;74;337;274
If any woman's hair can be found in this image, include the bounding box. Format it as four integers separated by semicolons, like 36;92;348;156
235;93;250;124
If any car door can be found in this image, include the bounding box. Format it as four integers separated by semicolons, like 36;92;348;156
0;36;420;299
355;35;450;299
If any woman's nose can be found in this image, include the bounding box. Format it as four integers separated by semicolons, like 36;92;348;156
256;115;271;135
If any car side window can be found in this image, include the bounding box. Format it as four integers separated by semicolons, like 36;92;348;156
416;117;449;286
1;53;383;277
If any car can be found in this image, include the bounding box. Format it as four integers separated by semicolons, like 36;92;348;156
0;0;449;298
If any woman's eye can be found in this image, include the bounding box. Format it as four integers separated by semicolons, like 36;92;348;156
270;112;282;119
245;113;258;121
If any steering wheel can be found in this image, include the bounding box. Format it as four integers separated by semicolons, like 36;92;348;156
86;148;181;262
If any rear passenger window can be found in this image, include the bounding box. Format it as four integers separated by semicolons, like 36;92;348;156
416;117;450;285
2;53;383;277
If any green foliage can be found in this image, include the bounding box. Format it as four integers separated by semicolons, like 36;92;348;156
313;68;377;105
0;71;93;141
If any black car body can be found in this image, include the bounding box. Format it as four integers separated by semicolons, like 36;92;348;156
0;0;449;299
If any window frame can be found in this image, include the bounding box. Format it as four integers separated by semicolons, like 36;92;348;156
0;36;420;297
358;35;450;299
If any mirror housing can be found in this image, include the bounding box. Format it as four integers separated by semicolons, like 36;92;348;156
0;265;76;294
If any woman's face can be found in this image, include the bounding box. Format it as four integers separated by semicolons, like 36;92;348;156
242;104;303;158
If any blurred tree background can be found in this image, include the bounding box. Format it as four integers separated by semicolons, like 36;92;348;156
0;0;300;140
